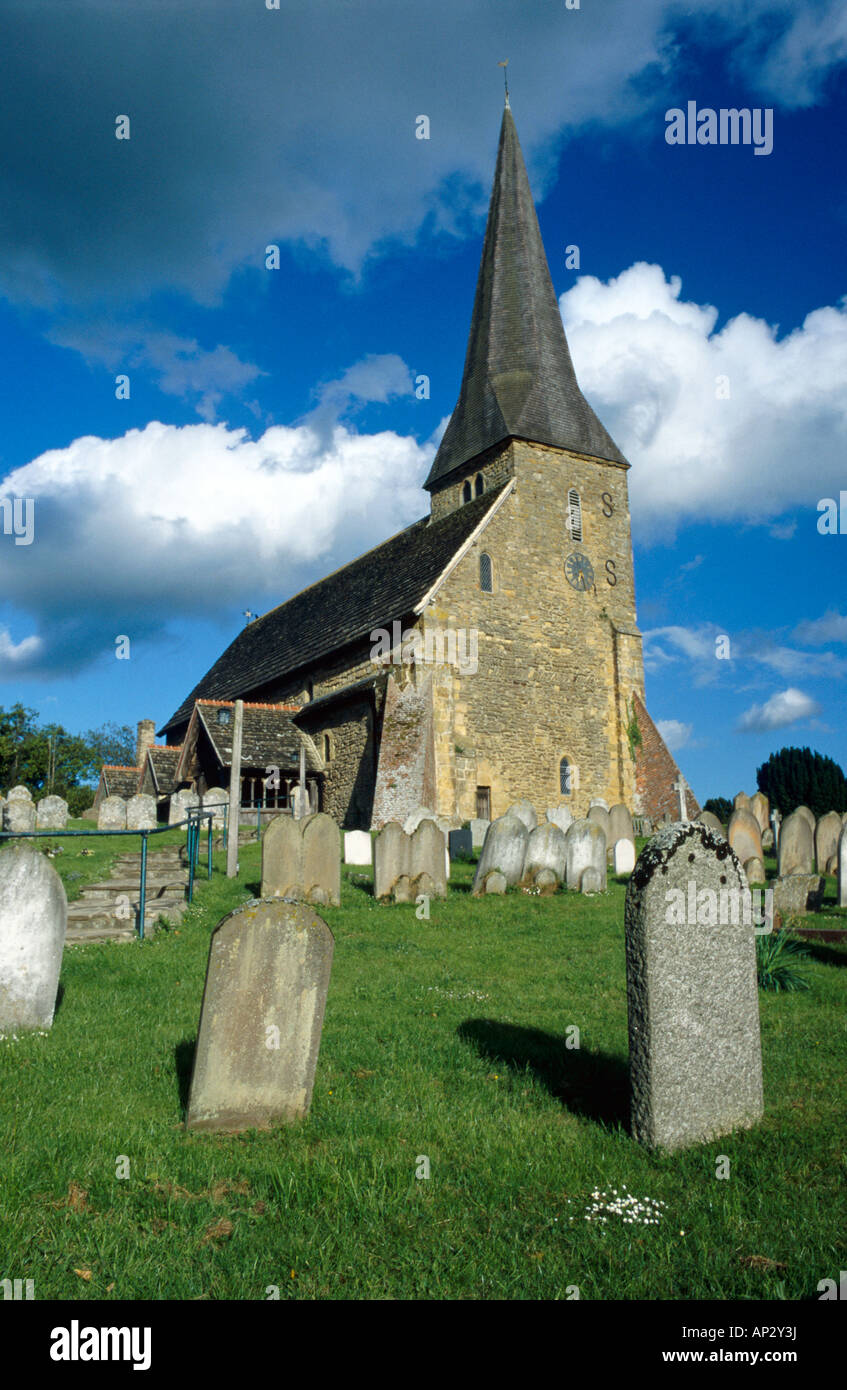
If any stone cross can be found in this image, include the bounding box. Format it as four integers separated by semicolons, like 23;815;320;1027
673;777;689;822
770;809;781;852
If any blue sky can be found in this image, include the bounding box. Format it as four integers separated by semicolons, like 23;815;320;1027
0;0;845;801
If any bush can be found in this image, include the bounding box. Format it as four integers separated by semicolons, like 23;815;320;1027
756;931;811;993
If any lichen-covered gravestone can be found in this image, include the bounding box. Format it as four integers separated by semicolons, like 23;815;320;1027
3;798;36;833
126;793;157;830
523;821;567;888
545;805;573;835
507;799;537;832
203;787;229;828
472;813;528;895
168;788;199;825
587;804;610;849
185;898;334;1132
815;811;842;873
778;810;815;876
98;796;126;830
0;842;67;1033
696;810;724;836
750;791;769;836
565;819;606;893
36;795;68;831
625;823;763;1151
261;813;340;907
838;825;847;910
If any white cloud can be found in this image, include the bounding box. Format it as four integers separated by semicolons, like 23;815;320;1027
560;264;847;537
0;410;432;678
655;718;692;751
0;628;43;670
736;687;821;732
793;610;847;645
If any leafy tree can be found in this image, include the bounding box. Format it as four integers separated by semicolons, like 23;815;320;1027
0;708;135;807
756;746;847;818
82;722;136;770
703;797;732;825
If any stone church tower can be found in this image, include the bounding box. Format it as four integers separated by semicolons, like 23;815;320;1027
162;101;697;828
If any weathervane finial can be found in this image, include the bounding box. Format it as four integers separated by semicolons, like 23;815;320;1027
498;60;509;108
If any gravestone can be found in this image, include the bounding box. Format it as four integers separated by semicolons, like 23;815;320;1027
608;804;634;847
185;898;334;1132
472;813;528;894
795;805;815;833
750;792;770;836
778;810;815;877
98;796;126;830
168;788;199;825
523;822;567;887
770;809;782;852
374;820;446;902
772;875;825;918
302;815;341;907
838;825;847;909
587;804;610;848
126;793;157;831
3;799;36;834
0;842;67;1033
762;827;774;851
727;808;763;869
565;819;606;893
580;866;604;894
697;810;725;837
625;822;763;1151
508;799;537;832
815;811;842;873
203;787;229;828
6;786;32;802
589;798;609;811
545;805;573;835
448;827;473;859
262;813;340;907
343;830;372;866
613;838;636;876
733;792;752;813
403;806;434;835
743;856;765;886
35;796;68;831
469;818;490;850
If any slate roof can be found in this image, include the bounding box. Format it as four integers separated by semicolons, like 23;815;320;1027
197;701;321;772
143;746;182;796
161;489;499;734
102;766;140;799
425;103;626;490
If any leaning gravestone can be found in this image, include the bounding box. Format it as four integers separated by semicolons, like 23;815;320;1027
838;825;847;909
727;808;763;870
778;810;815;877
625;823;763;1151
262;813;340;907
3;798;36;834
523;822;567;887
613;838;636;876
697;810;725;837
185;898;334;1132
126;793;157;831
472;813;528;895
815;811;842;874
0;842;67;1033
469;818;490;850
546;805;573;835
35;795;68;831
98;796;126;830
507;799;537;832
565;819;606;893
343;830;372;866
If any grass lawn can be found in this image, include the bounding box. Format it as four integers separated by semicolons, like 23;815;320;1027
1;838;845;1301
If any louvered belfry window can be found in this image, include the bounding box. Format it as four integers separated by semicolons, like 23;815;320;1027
567;488;582;542
475;473;484;497
462;480;472;503
560;758;572;796
479;552;493;592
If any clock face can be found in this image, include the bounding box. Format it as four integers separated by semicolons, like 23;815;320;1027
565;551;595;591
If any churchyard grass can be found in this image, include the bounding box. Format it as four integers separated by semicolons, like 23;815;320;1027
0;839;844;1300
35;820;189;903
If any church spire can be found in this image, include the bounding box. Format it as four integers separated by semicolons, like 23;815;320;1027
425;105;626;492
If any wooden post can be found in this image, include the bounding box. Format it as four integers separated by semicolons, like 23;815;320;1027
226;700;244;878
298;743;306;820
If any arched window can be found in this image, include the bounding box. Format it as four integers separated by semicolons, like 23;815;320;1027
462;479;472;504
560;757;573;796
479;552;493;592
567;488;582;542
323;732;333;762
474;473;484;497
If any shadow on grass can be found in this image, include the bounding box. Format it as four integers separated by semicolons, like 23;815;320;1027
174;1037;197;1118
789;939;847;968
458;1018;630;1132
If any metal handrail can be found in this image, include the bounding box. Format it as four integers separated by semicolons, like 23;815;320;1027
0;810;219;940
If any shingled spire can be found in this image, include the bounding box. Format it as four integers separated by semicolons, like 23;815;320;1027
425;104;626;492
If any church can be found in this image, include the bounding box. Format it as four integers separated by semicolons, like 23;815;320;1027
157;102;698;829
